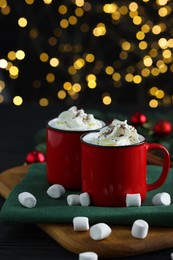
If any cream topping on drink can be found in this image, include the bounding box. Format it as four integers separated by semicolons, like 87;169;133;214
48;106;103;131
95;119;140;146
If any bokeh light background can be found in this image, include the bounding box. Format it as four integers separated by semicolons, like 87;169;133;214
0;0;173;108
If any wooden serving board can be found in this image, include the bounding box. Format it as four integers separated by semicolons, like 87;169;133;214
1;165;173;258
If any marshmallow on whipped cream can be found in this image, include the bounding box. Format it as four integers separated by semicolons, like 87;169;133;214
48;106;103;131
95;119;141;146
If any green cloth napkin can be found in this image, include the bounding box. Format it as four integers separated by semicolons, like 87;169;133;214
1;163;173;227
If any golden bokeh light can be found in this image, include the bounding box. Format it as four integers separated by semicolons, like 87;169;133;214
46;73;55;83
60;19;69;28
50;58;59;67
74;58;85;69
85;53;95;62
103;3;117;13
72;83;81;92
102;95;112;105
129;2;138;11
93;23;106;37
18;17;27;27
39;98;49;106
75;0;84;7
16;50;25;60
25;0;34;4
9;66;19;76
43;0;52;4
40;53;49;62
0;59;8;68
105;66;114;75
143;55;153;67
58;5;67;14
13;96;23;106
63;82;72;90
149;99;158;108
57;90;66;99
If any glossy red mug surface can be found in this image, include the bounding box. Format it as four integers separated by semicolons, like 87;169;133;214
46;120;105;190
81;132;170;207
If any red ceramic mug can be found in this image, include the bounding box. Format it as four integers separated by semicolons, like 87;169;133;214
81;132;170;207
46;119;105;190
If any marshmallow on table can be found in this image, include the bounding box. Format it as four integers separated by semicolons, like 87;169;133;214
126;193;141;207
131;219;149;239
80;192;90;206
152;192;171;206
79;252;98;260
18;192;37;208
90;223;112;241
47;184;65;199
73;216;89;231
67;194;80;206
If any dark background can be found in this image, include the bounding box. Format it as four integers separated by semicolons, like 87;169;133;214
0;0;173;108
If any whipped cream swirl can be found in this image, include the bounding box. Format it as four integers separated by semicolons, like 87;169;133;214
48;106;104;131
94;119;141;146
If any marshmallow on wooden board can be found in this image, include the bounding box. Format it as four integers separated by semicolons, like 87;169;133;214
18;192;37;208
90;223;112;241
67;194;80;206
126;193;141;207
79;251;98;260
80;192;90;206
152;192;171;206
47;184;65;199
131;219;149;239
73;216;89;231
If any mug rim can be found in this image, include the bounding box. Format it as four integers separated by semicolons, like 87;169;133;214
80;132;146;148
46;118;106;133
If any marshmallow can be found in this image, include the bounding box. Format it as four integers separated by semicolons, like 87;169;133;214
67;194;80;206
170;252;173;260
80;192;90;206
126;193;141;207
47;184;65;199
73;216;89;231
152;192;171;206
131;219;149;239
18;192;37;208
90;223;112;241
79;252;98;260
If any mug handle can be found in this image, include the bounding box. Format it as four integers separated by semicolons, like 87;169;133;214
146;143;170;191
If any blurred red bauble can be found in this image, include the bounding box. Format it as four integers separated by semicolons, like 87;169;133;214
153;120;172;135
130;112;147;126
25;150;46;164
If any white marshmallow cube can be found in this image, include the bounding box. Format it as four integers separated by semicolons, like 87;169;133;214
47;184;65;199
90;223;112;241
18;192;37;208
67;194;80;206
170;252;173;260
73;216;89;231
152;192;171;206
80;192;90;206
79;252;98;260
131;219;149;239
126;193;141;207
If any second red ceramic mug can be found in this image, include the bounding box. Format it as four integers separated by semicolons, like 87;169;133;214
81;132;170;207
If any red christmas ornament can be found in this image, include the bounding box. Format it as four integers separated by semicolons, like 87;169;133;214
153;120;172;135
130;112;147;126
25;150;46;164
